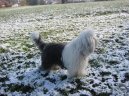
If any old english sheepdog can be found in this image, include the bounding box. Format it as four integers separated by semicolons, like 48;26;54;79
31;29;97;78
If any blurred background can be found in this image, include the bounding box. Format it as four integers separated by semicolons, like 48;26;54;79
0;0;113;8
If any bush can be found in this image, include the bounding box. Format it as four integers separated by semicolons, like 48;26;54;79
20;0;27;6
26;0;37;5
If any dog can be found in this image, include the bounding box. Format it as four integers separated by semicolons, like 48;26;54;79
31;32;65;71
62;30;97;78
31;29;97;78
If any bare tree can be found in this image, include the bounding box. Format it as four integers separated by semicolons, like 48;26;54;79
0;0;11;7
26;0;37;5
37;0;45;5
62;0;67;3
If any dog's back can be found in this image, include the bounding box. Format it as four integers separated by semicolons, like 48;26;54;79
30;32;66;70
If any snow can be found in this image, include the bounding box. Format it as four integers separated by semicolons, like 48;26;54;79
30;32;40;41
0;1;129;96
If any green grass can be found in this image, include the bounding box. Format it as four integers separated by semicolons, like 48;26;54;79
0;1;129;95
0;0;129;20
0;0;129;52
0;48;7;53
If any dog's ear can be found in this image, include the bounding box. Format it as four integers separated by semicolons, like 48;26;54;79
93;37;97;48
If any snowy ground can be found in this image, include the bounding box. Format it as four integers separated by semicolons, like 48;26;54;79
0;0;129;96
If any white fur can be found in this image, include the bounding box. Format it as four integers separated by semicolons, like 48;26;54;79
30;32;40;40
62;29;97;78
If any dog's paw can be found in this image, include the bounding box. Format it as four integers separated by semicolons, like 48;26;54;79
77;70;88;77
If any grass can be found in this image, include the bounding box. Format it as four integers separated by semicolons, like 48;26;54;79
0;48;7;53
0;0;129;20
0;0;129;45
7;83;34;93
0;0;129;68
0;0;129;95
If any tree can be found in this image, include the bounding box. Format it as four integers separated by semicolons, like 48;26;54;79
0;0;11;7
37;0;45;5
27;0;37;5
20;0;27;6
62;0;67;3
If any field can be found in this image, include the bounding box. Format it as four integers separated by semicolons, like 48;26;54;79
0;0;129;96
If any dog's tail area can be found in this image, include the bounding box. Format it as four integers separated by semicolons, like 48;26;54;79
30;32;46;51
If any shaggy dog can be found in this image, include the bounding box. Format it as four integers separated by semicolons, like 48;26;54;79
62;30;97;78
31;30;97;78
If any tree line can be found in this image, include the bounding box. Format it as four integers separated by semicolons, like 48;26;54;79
0;0;112;8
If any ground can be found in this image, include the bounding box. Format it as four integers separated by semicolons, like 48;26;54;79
0;0;129;96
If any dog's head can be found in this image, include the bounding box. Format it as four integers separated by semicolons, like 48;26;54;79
78;29;97;57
